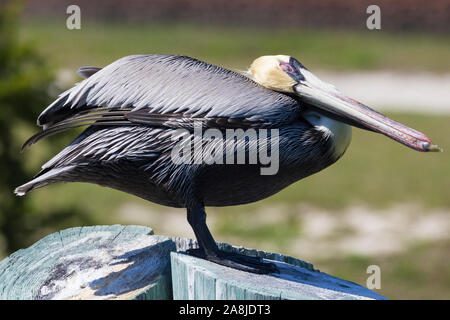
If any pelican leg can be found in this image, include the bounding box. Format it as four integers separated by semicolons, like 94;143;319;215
186;205;278;274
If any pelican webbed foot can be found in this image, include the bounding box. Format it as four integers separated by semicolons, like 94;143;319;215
186;247;279;274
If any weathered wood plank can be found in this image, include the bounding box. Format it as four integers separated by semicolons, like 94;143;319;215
0;225;174;300
171;238;386;300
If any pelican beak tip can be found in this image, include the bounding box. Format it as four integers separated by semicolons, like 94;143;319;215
423;142;443;152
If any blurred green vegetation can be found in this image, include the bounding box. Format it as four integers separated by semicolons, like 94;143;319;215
18;20;450;72
269;113;449;209
0;12;448;299
319;240;450;299
0;1;96;255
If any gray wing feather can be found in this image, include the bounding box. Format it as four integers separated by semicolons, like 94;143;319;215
41;126;167;170
38;55;301;128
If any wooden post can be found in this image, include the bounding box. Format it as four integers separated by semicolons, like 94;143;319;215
0;225;174;299
0;225;386;300
171;238;386;300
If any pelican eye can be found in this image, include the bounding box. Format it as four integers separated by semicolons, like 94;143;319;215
280;62;295;74
280;60;305;82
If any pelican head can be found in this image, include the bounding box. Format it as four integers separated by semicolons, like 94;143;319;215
249;55;441;153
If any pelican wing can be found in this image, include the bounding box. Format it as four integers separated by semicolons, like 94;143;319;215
38;55;301;129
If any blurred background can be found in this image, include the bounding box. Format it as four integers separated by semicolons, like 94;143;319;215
0;0;449;299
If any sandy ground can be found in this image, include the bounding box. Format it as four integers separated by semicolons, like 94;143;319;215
58;69;450;114
116;203;450;260
288;203;449;259
316;70;450;114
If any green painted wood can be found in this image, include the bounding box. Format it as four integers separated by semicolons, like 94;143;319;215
0;225;174;300
171;238;387;300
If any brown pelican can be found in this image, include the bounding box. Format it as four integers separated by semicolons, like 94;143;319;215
15;54;440;273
